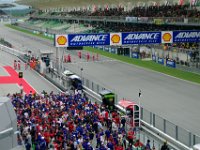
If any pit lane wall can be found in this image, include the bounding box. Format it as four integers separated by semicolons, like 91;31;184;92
0;97;18;150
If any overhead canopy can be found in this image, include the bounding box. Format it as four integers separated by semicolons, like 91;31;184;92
118;99;136;109
69;74;81;80
63;70;74;76
99;89;113;96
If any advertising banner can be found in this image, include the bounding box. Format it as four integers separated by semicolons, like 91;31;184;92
153;19;164;25
68;33;110;47
158;57;164;65
173;30;200;43
138;17;149;23
110;33;122;46
125;17;138;22
166;59;176;68
122;32;161;45
54;30;200;47
132;52;139;59
55;34;68;47
161;31;173;44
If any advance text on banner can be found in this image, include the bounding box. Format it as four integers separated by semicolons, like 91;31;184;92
173;30;200;43
122;31;161;45
68;33;110;47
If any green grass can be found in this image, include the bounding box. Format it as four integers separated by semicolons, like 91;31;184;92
5;24;200;84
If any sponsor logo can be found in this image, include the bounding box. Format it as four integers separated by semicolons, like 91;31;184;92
70;35;107;42
133;53;137;57
167;60;174;65
111;34;121;43
124;33;159;40
132;52;139;58
175;31;200;39
158;58;164;64
161;31;172;43
162;33;172;42
57;35;67;45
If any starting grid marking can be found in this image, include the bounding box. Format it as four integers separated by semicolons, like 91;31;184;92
67;59;118;65
0;66;36;94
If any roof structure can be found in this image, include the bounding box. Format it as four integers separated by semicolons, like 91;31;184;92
17;0;175;9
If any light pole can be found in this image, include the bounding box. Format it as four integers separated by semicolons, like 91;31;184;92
139;89;142;128
137;89;142;143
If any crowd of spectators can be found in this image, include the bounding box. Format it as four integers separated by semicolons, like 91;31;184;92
166;42;199;50
10;89;160;150
64;4;200;18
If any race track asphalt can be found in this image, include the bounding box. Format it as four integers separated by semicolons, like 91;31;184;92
0;24;200;136
0;44;61;94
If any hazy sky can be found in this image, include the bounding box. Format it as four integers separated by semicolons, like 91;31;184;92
0;0;14;3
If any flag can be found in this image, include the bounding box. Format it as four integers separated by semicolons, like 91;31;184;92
87;5;91;11
178;0;184;5
92;4;97;12
190;0;197;5
164;0;170;6
105;4;109;11
127;2;132;11
153;2;158;6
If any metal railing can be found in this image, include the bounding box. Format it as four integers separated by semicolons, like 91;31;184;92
141;107;200;148
31;14;200;26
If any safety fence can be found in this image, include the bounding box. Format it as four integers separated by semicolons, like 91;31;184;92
141;108;200;148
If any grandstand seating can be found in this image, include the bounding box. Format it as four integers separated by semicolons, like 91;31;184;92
26;19;93;33
48;4;200;18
